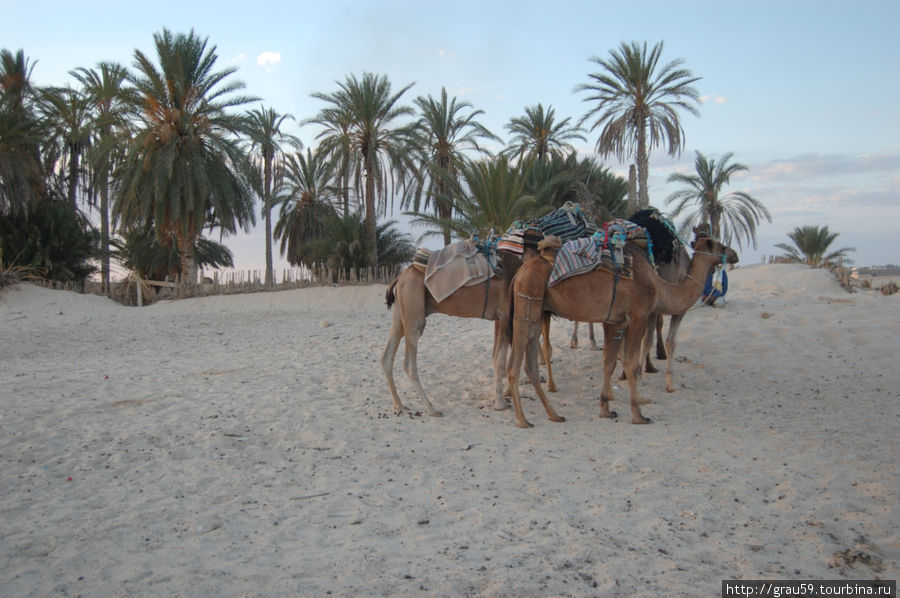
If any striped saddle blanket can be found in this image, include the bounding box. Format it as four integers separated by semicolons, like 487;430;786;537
548;237;634;287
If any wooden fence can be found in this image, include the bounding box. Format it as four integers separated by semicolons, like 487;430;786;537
32;265;404;305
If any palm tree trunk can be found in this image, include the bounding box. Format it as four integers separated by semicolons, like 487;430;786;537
68;145;79;209
177;233;198;292
628;165;638;214
264;153;274;288
100;181;110;296
436;158;452;246
365;164;378;270
636;123;649;208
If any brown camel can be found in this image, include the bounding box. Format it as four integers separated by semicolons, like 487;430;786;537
505;236;738;428
542;241;691;393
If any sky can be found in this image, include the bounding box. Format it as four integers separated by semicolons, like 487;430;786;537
7;0;900;270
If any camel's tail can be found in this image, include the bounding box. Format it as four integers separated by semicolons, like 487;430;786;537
385;276;400;310
504;270;517;341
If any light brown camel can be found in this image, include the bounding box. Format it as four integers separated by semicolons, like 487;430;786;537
381;265;512;417
505;236;738;428
381;243;545;416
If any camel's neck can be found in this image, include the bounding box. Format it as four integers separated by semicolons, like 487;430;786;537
654;251;722;314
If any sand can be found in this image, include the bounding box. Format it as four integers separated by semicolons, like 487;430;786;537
1;263;897;596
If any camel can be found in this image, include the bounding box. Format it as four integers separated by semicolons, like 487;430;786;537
543;228;693;393
381;244;542;417
504;236;738;428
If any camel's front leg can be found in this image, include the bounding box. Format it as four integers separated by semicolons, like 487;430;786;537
506;318;535;428
524;331;565;424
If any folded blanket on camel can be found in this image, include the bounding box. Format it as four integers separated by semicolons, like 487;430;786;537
548;237;634;286
424;239;494;303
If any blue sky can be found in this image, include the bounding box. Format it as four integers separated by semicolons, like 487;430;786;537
8;0;900;269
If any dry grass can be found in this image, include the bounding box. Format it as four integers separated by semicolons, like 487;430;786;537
0;250;45;290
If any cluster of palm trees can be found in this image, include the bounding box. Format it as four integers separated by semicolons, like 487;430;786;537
1;32;773;293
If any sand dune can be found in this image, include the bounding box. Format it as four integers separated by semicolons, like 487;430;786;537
1;263;897;596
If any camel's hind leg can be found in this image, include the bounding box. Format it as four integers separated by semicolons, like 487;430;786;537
380;291;442;417
663;313;685;393
400;316;442;417
570;322;599;350
642;313;660;373
491;320;510;411
655;314;667;360
380;304;408;414
541;314;557;392
621;320;651;424
599;323;623;419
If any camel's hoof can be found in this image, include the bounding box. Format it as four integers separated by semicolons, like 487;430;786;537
547;385;557;393
656;351;667;360
549;415;566;423
645;365;659;374
493;400;509;411
516;420;534;429
665;386;676;393
632;416;651;424
428;410;444;417
600;410;618;419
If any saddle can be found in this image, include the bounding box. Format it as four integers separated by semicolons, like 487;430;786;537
419;239;496;303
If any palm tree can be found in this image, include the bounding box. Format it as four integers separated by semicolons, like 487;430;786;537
115;29;257;290
408;155;535;241
405;87;498;246
244;105;298;287
71;61;133;294
774;225;855;268
316;212;414;281
665;150;771;249
503;103;585;164
35;85;93;209
305;105;357;216
112;224;234;281
309;72;416;269
576;40;701;210
0;49;44;214
274;146;338;269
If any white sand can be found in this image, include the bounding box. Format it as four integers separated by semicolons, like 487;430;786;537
1;263;897;596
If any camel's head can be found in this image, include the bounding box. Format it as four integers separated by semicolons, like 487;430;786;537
692;237;739;265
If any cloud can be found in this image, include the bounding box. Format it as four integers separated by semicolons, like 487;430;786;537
700;94;727;104
224;54;248;67
751;152;900;183
257;51;282;67
438;49;455;61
